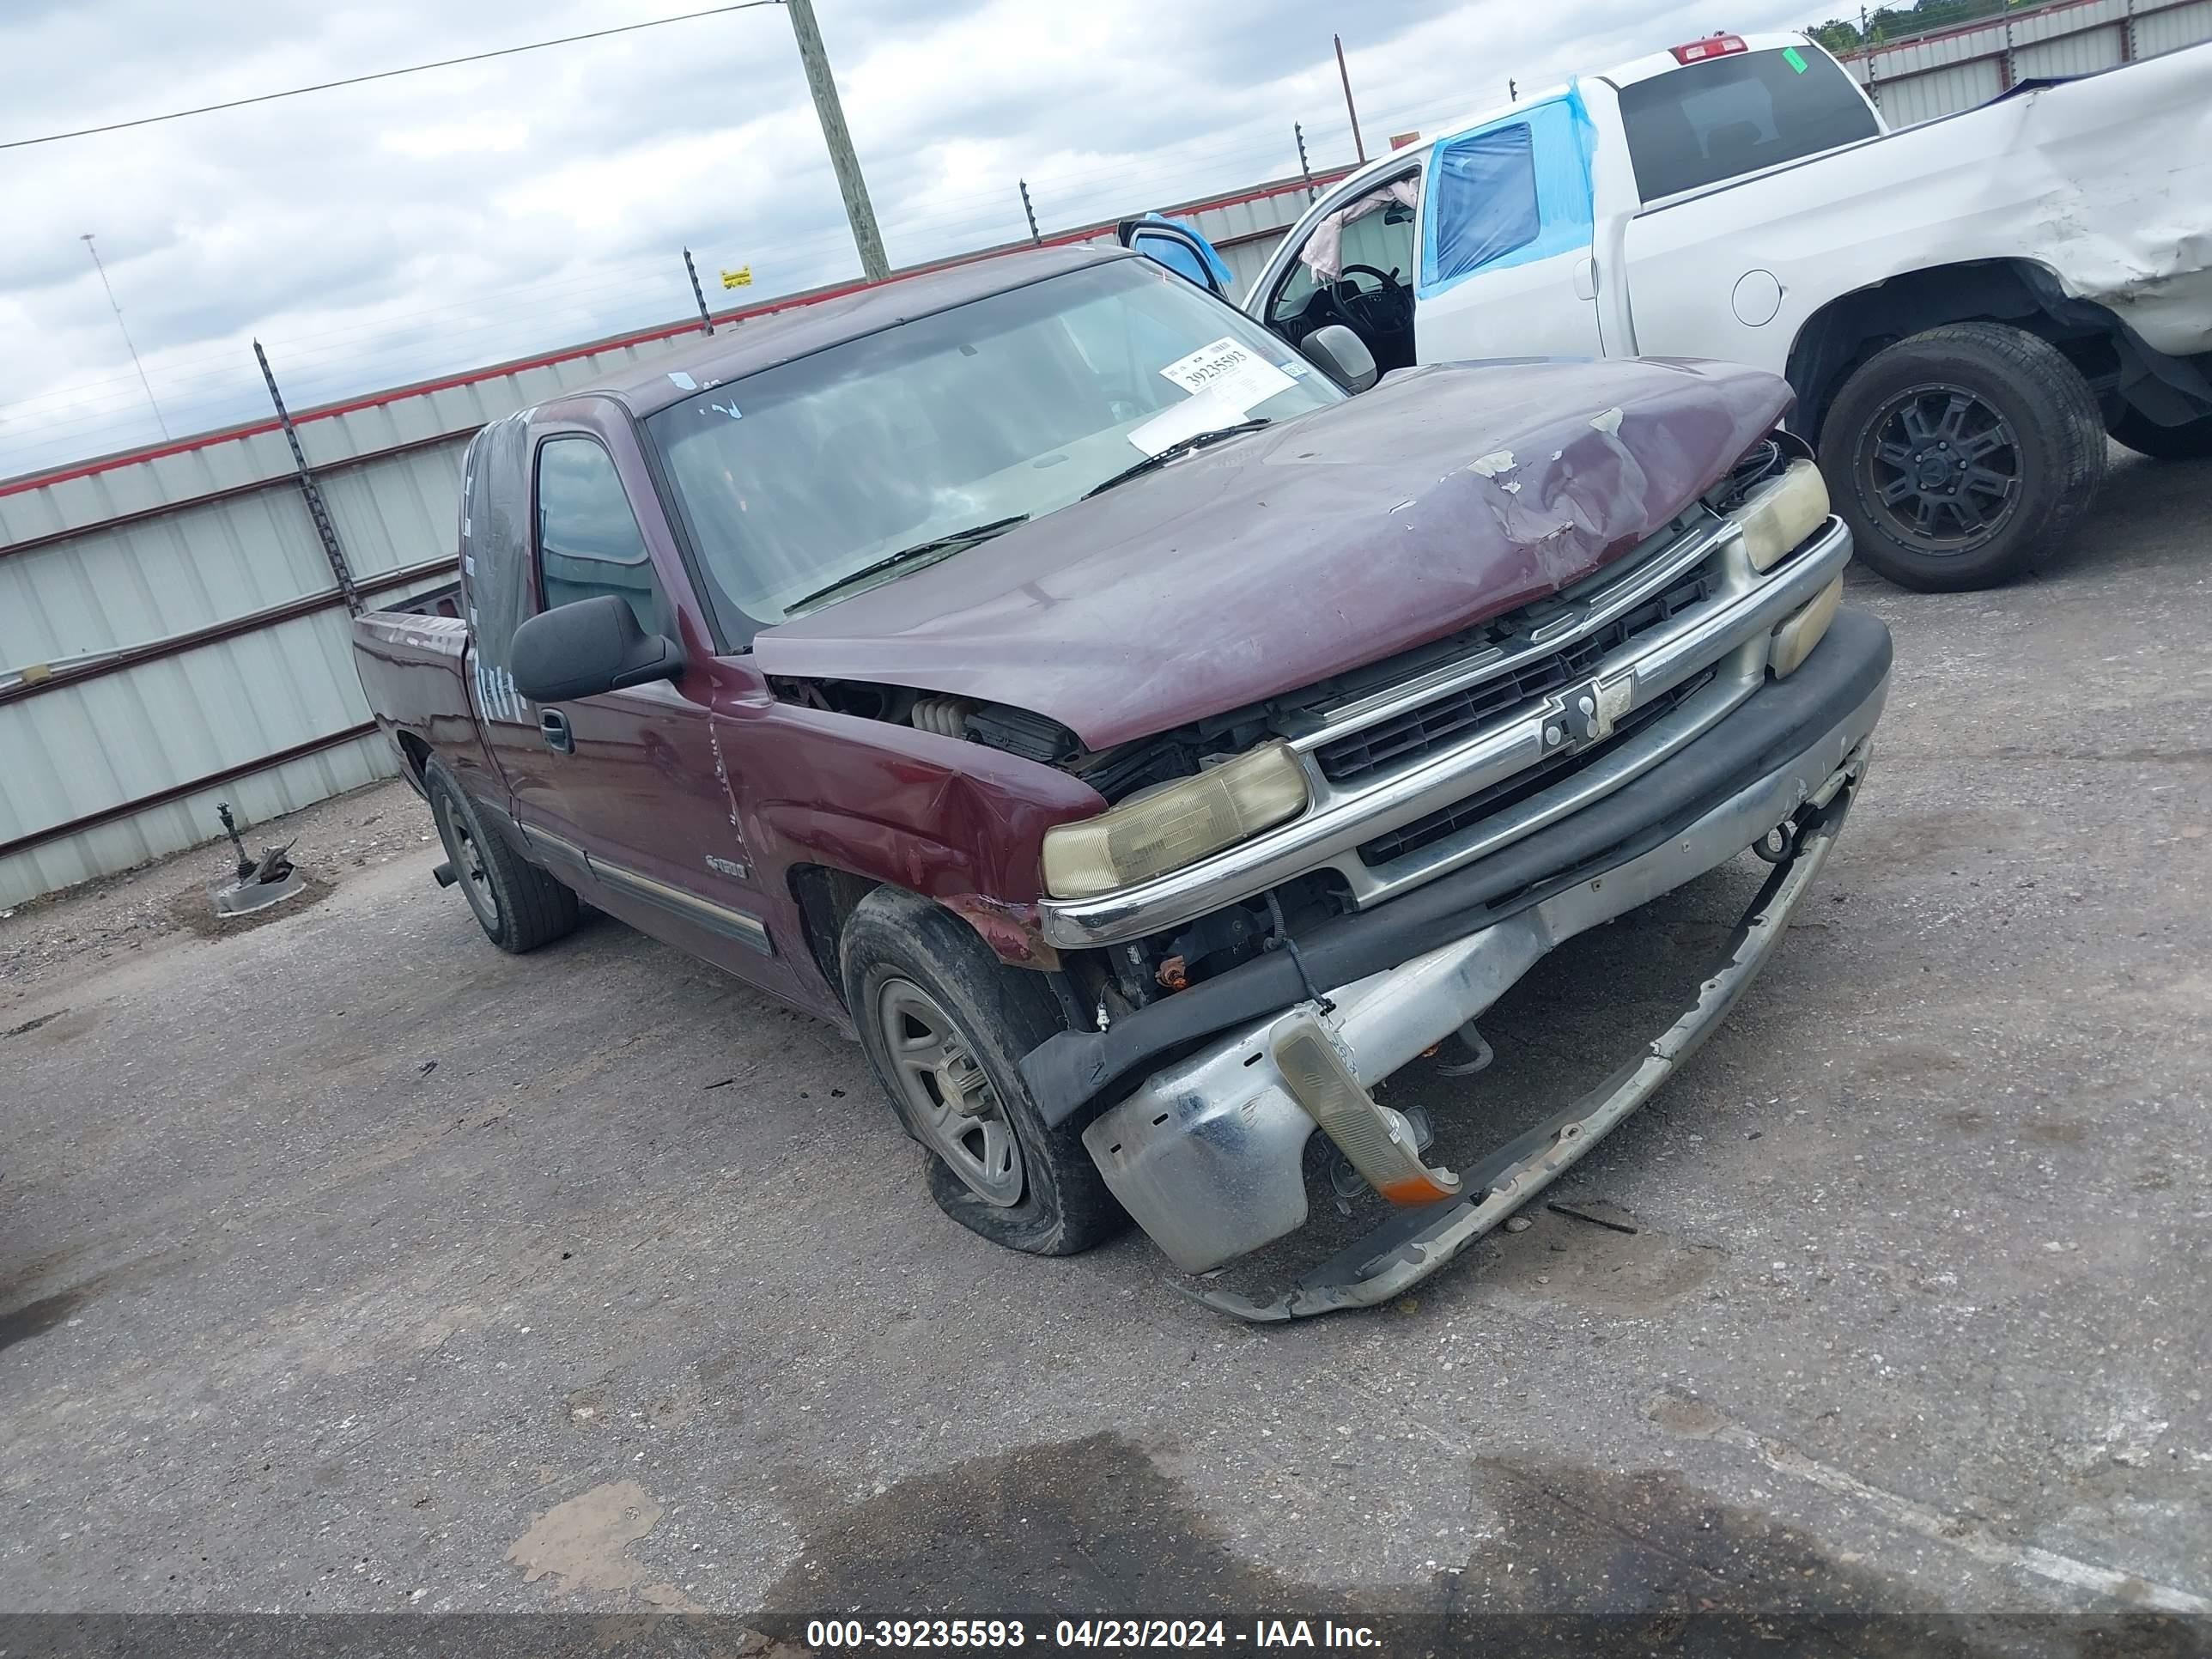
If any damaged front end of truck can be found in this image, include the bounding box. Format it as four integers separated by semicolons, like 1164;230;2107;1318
1011;437;1884;1319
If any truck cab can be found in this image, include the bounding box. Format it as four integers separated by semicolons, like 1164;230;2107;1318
1238;34;1883;374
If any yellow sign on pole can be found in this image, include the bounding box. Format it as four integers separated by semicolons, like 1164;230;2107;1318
720;266;753;289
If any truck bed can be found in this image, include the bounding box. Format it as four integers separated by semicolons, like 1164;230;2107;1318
1620;42;2212;368
353;599;491;797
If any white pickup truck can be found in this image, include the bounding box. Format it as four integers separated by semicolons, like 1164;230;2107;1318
1133;32;2212;590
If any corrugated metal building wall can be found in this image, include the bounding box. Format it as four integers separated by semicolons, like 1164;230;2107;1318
1841;0;2212;122
0;170;1333;908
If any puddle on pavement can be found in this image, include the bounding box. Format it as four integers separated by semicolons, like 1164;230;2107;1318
751;1432;2177;1655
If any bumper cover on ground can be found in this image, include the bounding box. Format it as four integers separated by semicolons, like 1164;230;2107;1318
1188;777;1856;1320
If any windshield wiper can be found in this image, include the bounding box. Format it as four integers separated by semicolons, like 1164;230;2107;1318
1083;418;1271;500
786;514;1030;614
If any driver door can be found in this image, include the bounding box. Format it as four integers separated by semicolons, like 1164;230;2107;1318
1411;98;1606;362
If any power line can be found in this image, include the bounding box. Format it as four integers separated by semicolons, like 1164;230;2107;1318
0;0;787;152
79;234;167;439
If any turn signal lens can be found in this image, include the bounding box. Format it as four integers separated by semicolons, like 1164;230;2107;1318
1771;574;1844;678
1733;459;1830;572
1043;742;1309;899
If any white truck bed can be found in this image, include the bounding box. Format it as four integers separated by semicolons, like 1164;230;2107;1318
1622;42;2212;372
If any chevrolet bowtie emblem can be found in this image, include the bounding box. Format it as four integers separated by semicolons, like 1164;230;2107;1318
1545;676;1632;753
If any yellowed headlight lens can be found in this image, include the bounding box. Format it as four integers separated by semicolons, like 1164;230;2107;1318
1733;458;1831;572
1042;742;1310;899
1771;574;1844;678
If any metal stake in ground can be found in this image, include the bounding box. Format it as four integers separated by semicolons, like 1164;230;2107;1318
209;802;307;918
253;341;361;616
683;248;715;335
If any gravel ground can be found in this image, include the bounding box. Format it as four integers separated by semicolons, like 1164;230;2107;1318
1;449;2207;1651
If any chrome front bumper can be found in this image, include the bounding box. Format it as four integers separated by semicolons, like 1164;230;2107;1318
1079;666;1885;1319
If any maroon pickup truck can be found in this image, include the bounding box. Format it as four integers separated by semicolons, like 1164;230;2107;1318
354;244;1888;1318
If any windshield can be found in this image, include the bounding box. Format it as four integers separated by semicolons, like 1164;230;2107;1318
647;258;1340;633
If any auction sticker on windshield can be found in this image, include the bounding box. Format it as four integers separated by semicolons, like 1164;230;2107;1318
1160;337;1297;405
1129;337;1297;455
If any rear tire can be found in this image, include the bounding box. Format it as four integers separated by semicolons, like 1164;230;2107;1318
424;763;580;954
1819;321;2105;592
841;887;1127;1257
2109;407;2212;461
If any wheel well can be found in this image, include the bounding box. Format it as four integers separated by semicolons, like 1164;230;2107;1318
788;864;881;1008
394;732;432;784
1787;259;2133;443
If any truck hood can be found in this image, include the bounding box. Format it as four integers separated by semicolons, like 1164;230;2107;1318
750;356;1791;750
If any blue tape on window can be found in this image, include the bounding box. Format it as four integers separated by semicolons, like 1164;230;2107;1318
1419;89;1597;297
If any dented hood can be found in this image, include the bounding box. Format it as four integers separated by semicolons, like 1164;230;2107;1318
750;357;1791;750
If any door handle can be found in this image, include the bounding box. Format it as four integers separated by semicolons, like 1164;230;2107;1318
1572;258;1599;302
539;708;574;754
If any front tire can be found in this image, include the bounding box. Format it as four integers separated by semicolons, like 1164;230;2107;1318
1819;321;2106;592
841;887;1127;1257
424;763;580;954
2109;407;2212;461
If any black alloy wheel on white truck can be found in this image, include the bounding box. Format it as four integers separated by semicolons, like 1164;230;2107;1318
1820;320;2107;592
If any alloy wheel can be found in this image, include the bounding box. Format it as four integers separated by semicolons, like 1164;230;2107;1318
1862;382;2021;552
875;979;1024;1206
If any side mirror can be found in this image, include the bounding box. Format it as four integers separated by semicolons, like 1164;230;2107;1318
510;594;684;703
1300;325;1378;394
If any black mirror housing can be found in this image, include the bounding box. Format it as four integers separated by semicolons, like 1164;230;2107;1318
510;594;684;703
1300;325;1379;394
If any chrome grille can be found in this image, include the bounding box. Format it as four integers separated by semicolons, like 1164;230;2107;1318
1357;668;1717;867
1313;566;1714;786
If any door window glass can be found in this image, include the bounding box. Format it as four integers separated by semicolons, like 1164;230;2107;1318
1426;125;1540;286
1417;97;1597;296
535;437;669;638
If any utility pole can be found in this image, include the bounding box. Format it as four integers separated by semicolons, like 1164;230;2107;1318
682;248;714;334
80;233;168;441
1018;179;1041;244
784;0;889;283
1294;122;1316;199
1334;34;1366;163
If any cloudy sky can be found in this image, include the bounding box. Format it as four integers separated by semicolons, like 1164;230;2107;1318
0;0;1826;479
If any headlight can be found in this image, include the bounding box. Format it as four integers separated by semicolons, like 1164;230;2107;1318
1771;574;1844;678
1732;458;1830;572
1042;741;1309;899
